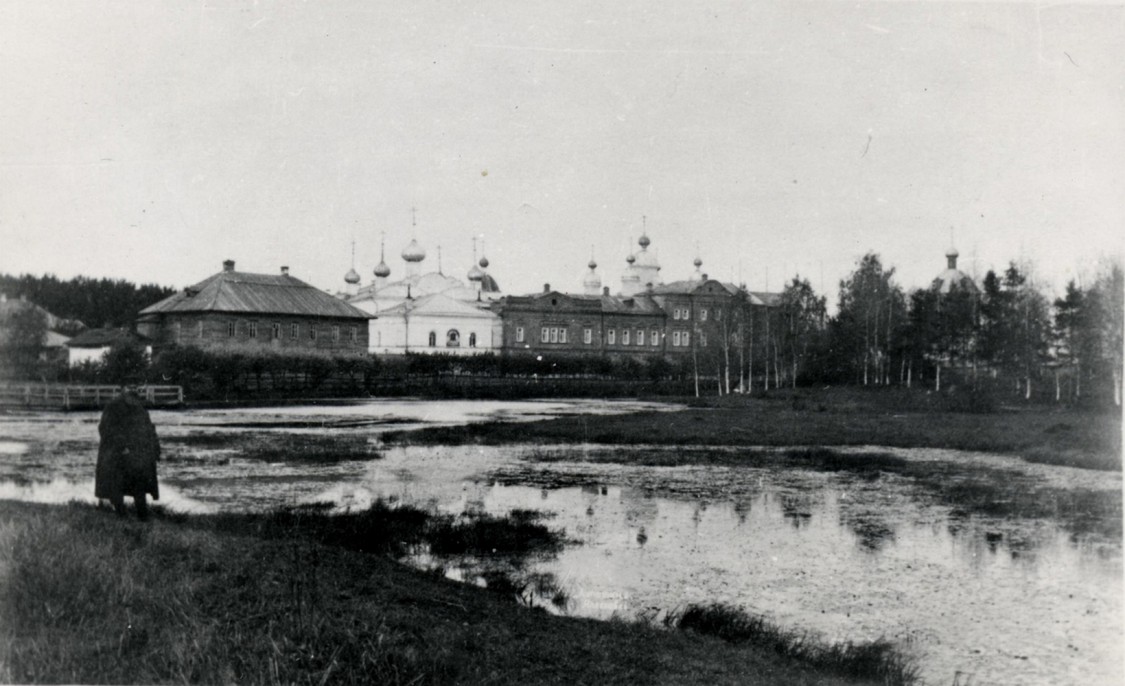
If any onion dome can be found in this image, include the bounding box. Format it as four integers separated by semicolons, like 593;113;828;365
626;253;636;264
468;264;484;282
479;255;490;269
344;268;361;285
638;234;651;249
588;259;597;270
693;257;702;268
401;239;426;263
373;260;391;278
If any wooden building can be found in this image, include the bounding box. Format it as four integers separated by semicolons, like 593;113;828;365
136;260;371;354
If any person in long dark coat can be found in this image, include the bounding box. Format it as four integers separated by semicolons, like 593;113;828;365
95;386;160;520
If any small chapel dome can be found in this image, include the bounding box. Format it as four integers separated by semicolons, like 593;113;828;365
468;264;484;282
402;239;426;263
373;261;391;278
693;257;702;268
626;253;636;264
638;234;651;249
479;255;490;269
588;259;598;270
344;268;361;285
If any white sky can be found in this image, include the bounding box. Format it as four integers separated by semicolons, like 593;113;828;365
1;1;1121;303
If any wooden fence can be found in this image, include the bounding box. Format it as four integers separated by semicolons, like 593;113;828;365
0;384;184;410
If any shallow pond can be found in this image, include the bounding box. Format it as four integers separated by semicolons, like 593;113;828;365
0;401;1120;685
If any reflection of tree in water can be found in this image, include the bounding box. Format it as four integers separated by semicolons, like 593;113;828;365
732;499;751;525
840;514;896;552
778;493;814;529
621;487;659;535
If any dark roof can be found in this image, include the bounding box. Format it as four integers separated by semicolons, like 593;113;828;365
650;279;741;296
480;273;501;293
66;328;149;348
139;270;371;320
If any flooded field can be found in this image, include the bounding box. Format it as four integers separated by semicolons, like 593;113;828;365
0;400;1120;685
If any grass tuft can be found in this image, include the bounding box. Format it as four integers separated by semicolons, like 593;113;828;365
669;603;920;686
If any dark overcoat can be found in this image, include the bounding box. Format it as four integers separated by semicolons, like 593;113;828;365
95;393;160;501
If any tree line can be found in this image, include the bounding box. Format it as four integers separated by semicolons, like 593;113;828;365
699;253;1122;407
0;273;176;332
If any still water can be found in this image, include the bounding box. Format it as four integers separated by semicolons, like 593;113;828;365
0;400;1120;685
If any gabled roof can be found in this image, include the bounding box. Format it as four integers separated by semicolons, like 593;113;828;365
747;291;782;307
650;279;741;296
139;269;371;320
380;293;498;319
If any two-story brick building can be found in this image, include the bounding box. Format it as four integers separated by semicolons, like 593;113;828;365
136;260;371;354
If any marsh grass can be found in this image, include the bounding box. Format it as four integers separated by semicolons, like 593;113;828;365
0;501;881;686
669;603;919;686
382;388;1121;471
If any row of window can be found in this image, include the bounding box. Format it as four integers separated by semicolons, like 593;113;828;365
512;325;701;347
427;330;478;347
174;319;359;344
670;307;721;322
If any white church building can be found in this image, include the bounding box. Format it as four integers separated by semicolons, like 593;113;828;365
342;229;503;356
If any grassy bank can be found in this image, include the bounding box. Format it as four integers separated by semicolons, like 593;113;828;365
382;387;1122;471
0;501;912;685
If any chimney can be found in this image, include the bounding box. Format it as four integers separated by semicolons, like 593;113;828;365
281;266;289;276
223;259;235;272
702;273;708;281
603;286;610;296
543;283;550;293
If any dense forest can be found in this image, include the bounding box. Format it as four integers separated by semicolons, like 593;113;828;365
0;273;176;331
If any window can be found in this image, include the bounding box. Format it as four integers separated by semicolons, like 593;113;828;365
248;322;257;338
541;327;550;343
174;320;181;342
684;309;691;320
715;308;722;321
228;321;236;337
673;309;681;321
700;308;708;321
699;332;707;347
198;320;204;338
608;329;616;345
350;326;358;343
271;322;281;339
560;328;568;343
583;328;592;344
636;329;644;346
672;331;680;346
469;332;477;348
683;331;690;346
651;329;659;346
549;327;558;343
332;325;340;342
291;323;299;339
309;326;317;341
428;331;437;347
447;329;460;347
516;327;525;343
622;330;630;345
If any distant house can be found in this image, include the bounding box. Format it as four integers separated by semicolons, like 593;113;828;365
65;328;152;367
0;294;73;365
135;260;372;354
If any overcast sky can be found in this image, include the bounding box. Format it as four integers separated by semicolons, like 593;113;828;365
1;1;1121;303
